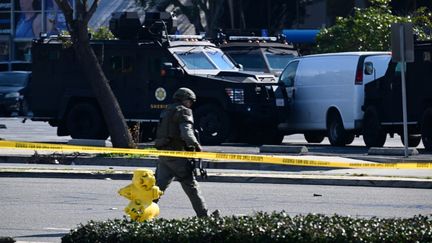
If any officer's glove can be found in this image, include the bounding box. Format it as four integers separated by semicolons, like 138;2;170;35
186;143;202;152
194;143;202;152
186;146;195;151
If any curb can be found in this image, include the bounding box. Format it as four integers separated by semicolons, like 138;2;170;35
368;147;419;156
0;155;341;172
260;145;308;154
0;169;431;189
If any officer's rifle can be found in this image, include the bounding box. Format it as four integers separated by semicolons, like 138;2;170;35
190;129;208;180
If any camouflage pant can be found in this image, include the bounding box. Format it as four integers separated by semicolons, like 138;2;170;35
156;157;208;217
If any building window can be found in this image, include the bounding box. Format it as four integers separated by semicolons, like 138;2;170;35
0;0;70;64
14;0;69;39
0;34;11;61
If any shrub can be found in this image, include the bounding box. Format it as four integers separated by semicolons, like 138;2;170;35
62;212;432;243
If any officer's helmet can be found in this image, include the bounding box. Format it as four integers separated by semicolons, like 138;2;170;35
173;88;196;102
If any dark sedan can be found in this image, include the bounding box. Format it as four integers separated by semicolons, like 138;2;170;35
0;71;31;117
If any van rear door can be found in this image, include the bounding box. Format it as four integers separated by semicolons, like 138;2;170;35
362;55;391;84
354;55;391;122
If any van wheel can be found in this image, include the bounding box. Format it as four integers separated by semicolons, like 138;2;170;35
344;133;355;145
66;102;109;140
327;113;348;146
304;133;324;143
421;108;432;151
400;133;421;147
362;107;386;147
195;104;230;145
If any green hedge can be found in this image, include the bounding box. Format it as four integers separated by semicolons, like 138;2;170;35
62;212;432;243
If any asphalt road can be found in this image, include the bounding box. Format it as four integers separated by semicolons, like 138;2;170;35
0;117;425;151
1;117;432;181
1;177;431;243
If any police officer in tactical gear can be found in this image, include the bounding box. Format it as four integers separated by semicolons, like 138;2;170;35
154;87;208;217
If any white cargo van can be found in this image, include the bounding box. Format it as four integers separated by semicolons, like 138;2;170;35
278;52;391;146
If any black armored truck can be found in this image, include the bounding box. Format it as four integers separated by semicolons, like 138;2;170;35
216;32;299;77
27;12;289;145
362;40;432;151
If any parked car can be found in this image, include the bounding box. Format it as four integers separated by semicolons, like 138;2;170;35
278;52;391;146
0;71;31;117
0;61;31;71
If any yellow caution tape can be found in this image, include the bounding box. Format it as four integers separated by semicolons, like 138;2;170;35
0;140;431;169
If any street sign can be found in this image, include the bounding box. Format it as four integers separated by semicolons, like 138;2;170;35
391;23;414;63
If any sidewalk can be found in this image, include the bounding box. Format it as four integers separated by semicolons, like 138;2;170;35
0;145;431;189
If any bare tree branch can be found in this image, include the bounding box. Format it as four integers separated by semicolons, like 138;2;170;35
210;0;225;26
75;0;86;21
148;0;171;11
171;0;190;14
194;0;209;16
85;0;99;23
53;0;74;26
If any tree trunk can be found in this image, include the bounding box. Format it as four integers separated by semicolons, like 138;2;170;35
192;5;205;34
206;0;225;38
53;0;134;148
73;22;134;148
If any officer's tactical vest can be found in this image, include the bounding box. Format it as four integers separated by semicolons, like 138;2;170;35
154;103;192;149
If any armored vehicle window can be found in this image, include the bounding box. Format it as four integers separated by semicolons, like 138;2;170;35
111;56;133;73
176;52;215;70
395;62;405;77
229;52;266;71
48;50;60;60
423;51;431;62
206;51;236;70
265;53;295;70
171;45;238;74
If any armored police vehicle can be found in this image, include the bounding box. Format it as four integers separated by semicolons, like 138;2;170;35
27;12;289;145
362;40;432;151
216;32;299;77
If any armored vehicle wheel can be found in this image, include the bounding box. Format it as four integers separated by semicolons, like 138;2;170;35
327;112;348;146
400;133;421;147
421;108;432;151
246;129;284;145
19;99;30;116
362;107;386;147
66;102;109;140
139;123;156;142
195;104;230;145
262;130;285;145
304;133;325;143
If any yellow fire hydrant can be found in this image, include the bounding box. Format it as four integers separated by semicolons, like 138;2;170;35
118;169;163;221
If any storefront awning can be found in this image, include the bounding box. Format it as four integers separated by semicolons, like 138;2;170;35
282;29;320;44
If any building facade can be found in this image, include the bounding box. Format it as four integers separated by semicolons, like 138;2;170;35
0;0;137;69
0;0;430;67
